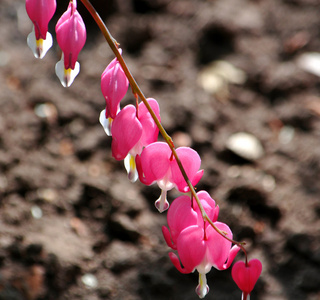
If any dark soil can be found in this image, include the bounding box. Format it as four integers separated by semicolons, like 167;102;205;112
1;0;320;299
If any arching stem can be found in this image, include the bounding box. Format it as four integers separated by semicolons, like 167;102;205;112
79;0;246;253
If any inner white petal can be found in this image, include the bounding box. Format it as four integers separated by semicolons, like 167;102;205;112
27;29;53;59
55;57;80;87
99;109;112;136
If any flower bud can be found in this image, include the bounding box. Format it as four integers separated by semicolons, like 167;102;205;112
99;51;129;135
55;0;86;87
232;259;262;300
26;0;56;58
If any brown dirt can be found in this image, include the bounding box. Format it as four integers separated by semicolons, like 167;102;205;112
1;0;320;299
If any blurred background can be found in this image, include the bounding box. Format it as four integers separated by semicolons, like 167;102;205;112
1;0;320;299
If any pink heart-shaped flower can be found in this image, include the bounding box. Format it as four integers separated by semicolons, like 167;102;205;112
232;259;262;299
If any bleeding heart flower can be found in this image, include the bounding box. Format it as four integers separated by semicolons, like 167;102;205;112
169;223;240;298
55;0;86;87
26;0;57;58
162;192;239;298
136;142;203;212
111;98;160;182
99;50;129;135
162;191;219;250
162;194;199;250
232;259;262;300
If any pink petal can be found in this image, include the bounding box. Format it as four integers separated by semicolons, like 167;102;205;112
26;0;56;40
138;98;160;119
162;226;175;249
111;105;142;160
168;252;193;274
135;154;152;185
176;225;206;272
205;222;239;270
171;147;203;192
167;195;198;246
192;191;219;225
101;54;119;77
232;259;262;294
224;244;241;270
191;169;204;189
101;59;128;119
137;142;171;185
137;98;160;147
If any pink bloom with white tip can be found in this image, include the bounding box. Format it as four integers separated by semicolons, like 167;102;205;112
55;0;86;87
26;0;56;58
111;98;160;182
232;259;262;300
136;142;203;212
99;50;129;136
162;194;240;298
162;191;219;250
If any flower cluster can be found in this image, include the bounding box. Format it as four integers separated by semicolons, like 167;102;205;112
97;54;262;298
162;191;240;298
25;1;262;298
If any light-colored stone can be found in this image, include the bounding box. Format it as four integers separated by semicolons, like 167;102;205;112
226;132;264;160
297;52;320;77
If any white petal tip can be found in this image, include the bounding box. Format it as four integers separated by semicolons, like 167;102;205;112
196;273;209;299
195;284;209;299
155;190;169;213
99;109;112;136
128;170;138;183
242;292;250;300
124;154;138;182
55;58;80;87
27;30;53;59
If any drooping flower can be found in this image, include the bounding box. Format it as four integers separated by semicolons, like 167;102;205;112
232;259;262;300
99;51;129;136
136;142;203;212
169;223;240;298
111;98;160;182
55;0;86;87
26;0;57;59
162;192;239;298
162;191;219;250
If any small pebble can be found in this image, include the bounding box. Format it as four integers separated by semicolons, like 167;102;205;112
37;188;57;202
279;126;295;144
31;206;43;219
297;52;320;77
262;174;276;192
226;132;264;161
198;60;246;95
34;103;58;122
81;273;98;288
